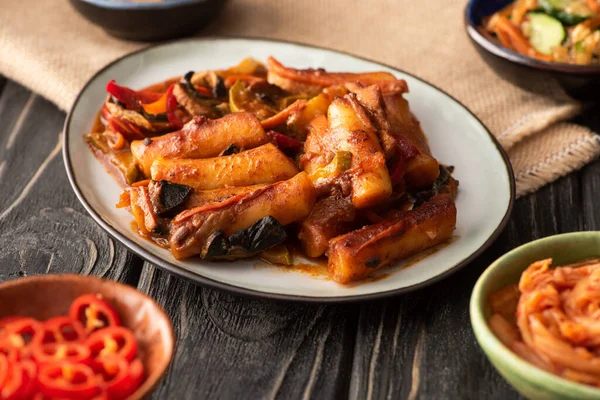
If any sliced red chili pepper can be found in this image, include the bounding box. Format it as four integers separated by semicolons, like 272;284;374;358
38;362;101;399
0;354;9;388
87;327;137;362
32;342;92;366
0;317;26;334
126;357;145;396
0;342;19;363
41;316;87;344
1;360;28;400
91;391;110;400
19;359;38;399
95;356;145;400
106;80;162;111
165;84;190;130
267;131;303;152
0;318;44;356
69;294;121;334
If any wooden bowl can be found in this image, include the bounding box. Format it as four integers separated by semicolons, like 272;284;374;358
0;274;175;400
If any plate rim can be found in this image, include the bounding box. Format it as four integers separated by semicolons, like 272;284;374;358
62;35;516;303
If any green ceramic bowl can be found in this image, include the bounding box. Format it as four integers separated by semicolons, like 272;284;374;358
470;232;600;400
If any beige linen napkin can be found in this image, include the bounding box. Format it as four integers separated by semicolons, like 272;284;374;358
1;0;598;197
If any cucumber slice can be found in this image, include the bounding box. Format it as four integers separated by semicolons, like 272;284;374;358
538;0;592;26
542;0;572;9
525;12;566;55
575;40;586;53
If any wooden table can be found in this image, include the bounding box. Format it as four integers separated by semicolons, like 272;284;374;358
1;75;599;399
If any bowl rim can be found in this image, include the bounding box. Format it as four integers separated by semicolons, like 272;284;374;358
470;231;600;397
464;0;600;75
72;0;211;10
0;274;175;399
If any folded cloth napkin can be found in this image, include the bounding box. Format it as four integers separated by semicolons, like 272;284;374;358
1;0;598;197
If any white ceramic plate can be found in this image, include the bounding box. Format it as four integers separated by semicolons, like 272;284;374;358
64;37;514;302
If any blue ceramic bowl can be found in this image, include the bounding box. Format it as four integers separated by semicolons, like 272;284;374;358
465;0;600;101
69;0;228;42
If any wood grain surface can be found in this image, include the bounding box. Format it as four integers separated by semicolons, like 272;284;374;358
1;75;599;399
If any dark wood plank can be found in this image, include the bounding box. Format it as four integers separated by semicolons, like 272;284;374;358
581;158;600;230
0;81;142;284
0;76;597;400
137;264;358;399
347;169;587;400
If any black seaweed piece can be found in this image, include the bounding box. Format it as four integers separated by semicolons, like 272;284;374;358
257;92;270;101
182;71;214;101
202;231;229;259
212;75;227;98
411;165;452;207
109;96;126;109
183;70;195;83
156;181;192;217
220;144;240;156
152;225;165;236
139;109;169;122
201;217;288;260
227;216;288;254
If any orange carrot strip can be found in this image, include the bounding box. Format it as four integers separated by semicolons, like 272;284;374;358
495;16;554;62
495;27;516;51
224;75;266;89
260;100;307;130
131;179;151;187
106;132;127;151
511;0;529;25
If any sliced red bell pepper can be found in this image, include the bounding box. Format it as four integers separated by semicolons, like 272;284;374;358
41;316;87;344
95;356;145;400
101;105;146;141
38;362;101;399
388;137;419;186
32;342;92;366
194;85;214;97
86;327;137;362
1;360;28;400
165;84;187;130
69;294;121;334
106;80;163;111
266;131;303;151
394;134;419;160
389;157;406;187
